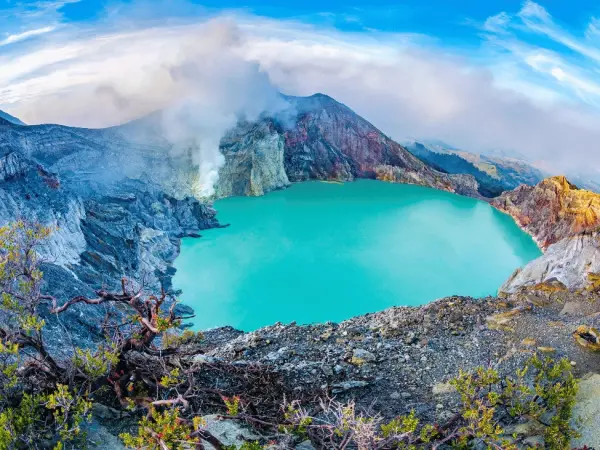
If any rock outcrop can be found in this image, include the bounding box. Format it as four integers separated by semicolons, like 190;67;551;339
571;373;600;449
501;232;600;293
216;120;290;197
494;176;600;292
491;176;600;249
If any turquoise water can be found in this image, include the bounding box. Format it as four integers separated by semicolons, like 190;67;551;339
173;180;541;331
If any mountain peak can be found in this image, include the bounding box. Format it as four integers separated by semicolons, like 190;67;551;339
543;175;579;191
0;110;25;126
281;92;354;115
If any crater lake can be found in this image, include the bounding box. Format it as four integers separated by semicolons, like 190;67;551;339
173;180;541;331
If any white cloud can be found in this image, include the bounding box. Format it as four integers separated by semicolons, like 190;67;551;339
2;7;600;176
0;26;56;46
483;12;511;33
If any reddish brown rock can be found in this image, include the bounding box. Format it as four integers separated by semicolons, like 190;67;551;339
491;176;600;249
281;94;480;196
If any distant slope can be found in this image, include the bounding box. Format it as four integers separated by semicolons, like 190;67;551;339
0;110;25;125
404;142;505;197
404;140;544;196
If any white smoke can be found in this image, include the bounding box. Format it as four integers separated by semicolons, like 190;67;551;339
0;19;287;197
153;20;287;196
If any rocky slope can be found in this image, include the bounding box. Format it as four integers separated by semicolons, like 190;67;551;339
94;288;599;449
491;175;600;249
491;175;600;293
0;116;219;346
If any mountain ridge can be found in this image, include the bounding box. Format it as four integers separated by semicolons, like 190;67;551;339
0;110;26;126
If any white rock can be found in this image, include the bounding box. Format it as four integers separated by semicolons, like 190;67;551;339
501;233;600;292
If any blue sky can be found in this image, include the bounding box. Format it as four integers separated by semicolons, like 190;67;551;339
3;0;599;36
2;0;600;173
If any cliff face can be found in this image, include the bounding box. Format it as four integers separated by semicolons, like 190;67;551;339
501;232;600;293
0;116;219;345
214;94;480;198
491;176;600;249
216;121;290;197
494;176;600;292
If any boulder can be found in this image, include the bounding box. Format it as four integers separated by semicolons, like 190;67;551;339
571;373;600;449
200;414;260;449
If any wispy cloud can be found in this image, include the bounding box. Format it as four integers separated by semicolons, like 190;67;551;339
483;12;510;33
480;1;600;111
0;26;56;46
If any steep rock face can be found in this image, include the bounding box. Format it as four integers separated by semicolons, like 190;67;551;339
216;121;289;197
0;116;218;297
500;232;600;292
0;151;30;180
0;116;220;347
491;176;600;249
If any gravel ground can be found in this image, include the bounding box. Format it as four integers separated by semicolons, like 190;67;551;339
198;288;600;424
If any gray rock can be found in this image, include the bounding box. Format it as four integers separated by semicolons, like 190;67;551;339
501;233;600;293
200;414;260;449
523;436;544;447
332;380;369;393
295;441;317;450
86;419;128;450
432;382;454;396
571;373;600;449
352;348;376;363
559;302;581;316
91;403;122;420
192;354;220;364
